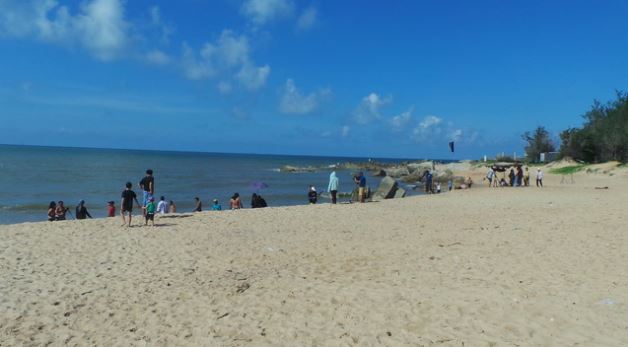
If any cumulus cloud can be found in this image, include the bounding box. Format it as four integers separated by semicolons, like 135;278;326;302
181;30;270;90
296;7;317;31
241;0;294;26
279;79;330;115
412;115;443;140
0;0;130;61
236;62;270;90
353;92;391;124
181;42;214;79
390;108;413;131
410;115;478;144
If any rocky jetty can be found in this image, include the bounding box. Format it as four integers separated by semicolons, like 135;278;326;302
280;160;472;198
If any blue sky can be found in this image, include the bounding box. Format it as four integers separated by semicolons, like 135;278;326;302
0;0;627;159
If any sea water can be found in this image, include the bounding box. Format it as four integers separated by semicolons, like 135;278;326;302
0;145;425;225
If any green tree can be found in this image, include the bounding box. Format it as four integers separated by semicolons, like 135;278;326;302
522;126;556;163
561;91;628;162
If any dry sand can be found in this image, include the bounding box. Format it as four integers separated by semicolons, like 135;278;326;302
1;167;628;346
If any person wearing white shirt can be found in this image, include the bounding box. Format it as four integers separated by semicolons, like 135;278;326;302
156;196;169;214
536;169;544;187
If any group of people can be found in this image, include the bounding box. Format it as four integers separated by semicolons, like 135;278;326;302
47;168;382;224
47;200;94;221
485;166;544;187
307;171;342;204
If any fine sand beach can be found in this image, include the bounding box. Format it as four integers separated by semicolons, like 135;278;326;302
1;167;628;346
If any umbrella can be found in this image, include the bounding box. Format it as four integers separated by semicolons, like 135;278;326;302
250;181;269;192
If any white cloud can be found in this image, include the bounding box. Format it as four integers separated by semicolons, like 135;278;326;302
341;126;350;137
279;79;330;115
449;128;463;141
0;0;130;61
296;7;317;31
353;92;391;124
145;49;170;65
419;115;442;129
201;30;249;68
412;115;443;141
181;42;215;79
181;30;269;90
390;108;413;131
236;62;270;90
410;115;478;144
241;0;294;26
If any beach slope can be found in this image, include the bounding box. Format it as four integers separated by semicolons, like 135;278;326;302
1;170;628;346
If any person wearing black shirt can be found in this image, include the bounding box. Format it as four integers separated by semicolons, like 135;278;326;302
139;169;155;214
121;182;140;227
75;200;92;220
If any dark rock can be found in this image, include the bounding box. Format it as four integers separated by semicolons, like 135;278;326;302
372;169;387;177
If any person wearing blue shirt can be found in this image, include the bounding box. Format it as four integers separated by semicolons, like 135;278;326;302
354;172;366;203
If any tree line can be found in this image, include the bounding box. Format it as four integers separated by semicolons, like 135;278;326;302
522;91;628;163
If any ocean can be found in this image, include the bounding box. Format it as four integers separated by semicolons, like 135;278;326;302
0;145;426;225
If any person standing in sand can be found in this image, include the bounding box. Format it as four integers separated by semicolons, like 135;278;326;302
486;166;495;187
139;169;154;215
121;182;141;227
536;169;544;187
516;166;523;187
327;171;339;204
354;172;366;202
524;167;530;186
144;197;156;226
169;201;177;213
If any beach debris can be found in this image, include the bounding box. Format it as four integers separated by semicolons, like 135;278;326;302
438;242;462;248
217;312;229;320
595;186;609;189
236;282;250;294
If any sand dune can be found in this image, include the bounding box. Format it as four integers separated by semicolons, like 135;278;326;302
1;170;628;346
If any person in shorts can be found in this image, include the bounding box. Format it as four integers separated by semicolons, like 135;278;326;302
121;182;140;227
139;169;155;215
144;197;156;226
